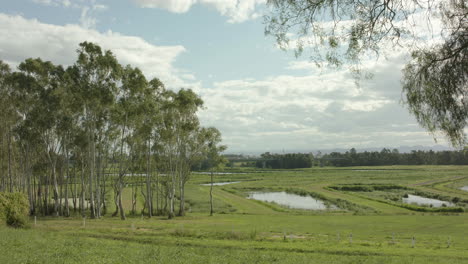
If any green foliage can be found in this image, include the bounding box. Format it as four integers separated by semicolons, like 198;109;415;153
257;152;313;169
322;148;468;166
0;192;29;228
330;184;409;192
402;2;467;147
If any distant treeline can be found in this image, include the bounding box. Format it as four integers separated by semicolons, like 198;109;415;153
253;148;468;169
322;148;468;166
255;153;313;169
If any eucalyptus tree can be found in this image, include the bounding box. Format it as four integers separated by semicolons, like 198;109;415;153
135;78;165;217
265;0;467;146
402;2;467;146
158;89;203;218
176;125;225;216
202;127;227;216
174;90;204;217
11;58;66;216
69;42;121;218
8;67;46;214
112;65;149;220
157;90;178;219
0;61;14;193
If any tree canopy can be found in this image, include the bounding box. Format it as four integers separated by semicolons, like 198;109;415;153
265;0;467;146
0;42;226;220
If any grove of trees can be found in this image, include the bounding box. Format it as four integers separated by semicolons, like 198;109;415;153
0;42;226;220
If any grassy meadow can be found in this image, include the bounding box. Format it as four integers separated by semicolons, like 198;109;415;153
2;165;468;263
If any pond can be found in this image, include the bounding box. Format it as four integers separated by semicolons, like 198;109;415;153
248;191;335;210
402;194;453;207
461;186;468;192
200;181;241;186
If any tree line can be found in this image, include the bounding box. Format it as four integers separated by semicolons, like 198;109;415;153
254;148;468;169
255;152;313;169
322;148;468;167
0;42;226;220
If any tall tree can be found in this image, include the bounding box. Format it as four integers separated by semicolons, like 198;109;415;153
202;127;227;216
70;42;121;218
0;61;14;193
14;59;65;216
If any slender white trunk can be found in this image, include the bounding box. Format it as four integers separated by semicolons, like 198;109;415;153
64;144;70;217
8;125;13;192
210;171;214;216
146;139;152;217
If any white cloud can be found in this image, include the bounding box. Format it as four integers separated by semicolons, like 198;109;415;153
0;13;198;90
32;0;81;8
286;60;320;72
197;49;448;153
134;0;197;13
342;99;392;112
32;0;54;5
133;0;266;23
79;4;108;29
32;0;109;29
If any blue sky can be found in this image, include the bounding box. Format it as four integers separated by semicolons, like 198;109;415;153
0;0;456;153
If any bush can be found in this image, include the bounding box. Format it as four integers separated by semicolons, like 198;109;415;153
0;192;30;228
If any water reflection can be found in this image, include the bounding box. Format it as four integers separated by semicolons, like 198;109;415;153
248;191;335;210
200;181;241;186
402;194;453;207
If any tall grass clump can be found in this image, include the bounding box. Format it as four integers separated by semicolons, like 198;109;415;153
0;192;29;228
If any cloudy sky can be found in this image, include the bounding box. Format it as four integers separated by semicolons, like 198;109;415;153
1;0;455;153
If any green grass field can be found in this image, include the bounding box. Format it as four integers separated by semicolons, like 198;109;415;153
2;166;468;263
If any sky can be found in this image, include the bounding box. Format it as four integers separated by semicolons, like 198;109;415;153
0;0;458;154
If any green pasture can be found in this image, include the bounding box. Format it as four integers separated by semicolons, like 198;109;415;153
2;165;468;263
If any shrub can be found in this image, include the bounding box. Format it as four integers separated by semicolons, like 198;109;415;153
0;192;30;228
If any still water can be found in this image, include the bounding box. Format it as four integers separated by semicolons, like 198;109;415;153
200;181;241;186
402;194;453;207
248;191;334;210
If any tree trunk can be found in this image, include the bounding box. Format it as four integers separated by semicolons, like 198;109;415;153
178;171;186;216
88;132;95;218
115;114;127;220
95;152;101;218
146;140;152;217
8;126;13;192
64;145;70;217
45;171;50;215
112;180;120;217
101;155;107;214
131;184;137;215
168;160;176;219
155;170;159;215
80;160;85;217
72;164;77;212
118;177;126;220
210;171;214;216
